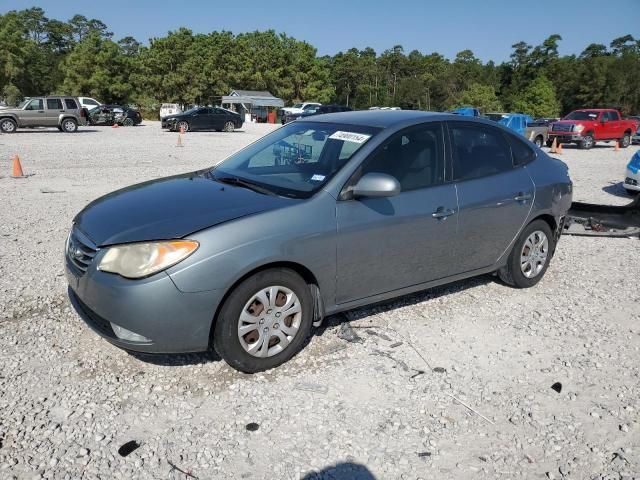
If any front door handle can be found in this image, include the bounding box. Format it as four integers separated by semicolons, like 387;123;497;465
514;192;532;202
432;207;455;220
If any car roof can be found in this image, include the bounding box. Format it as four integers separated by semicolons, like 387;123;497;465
306;110;476;129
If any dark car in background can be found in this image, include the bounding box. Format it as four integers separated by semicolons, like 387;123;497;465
66;111;572;373
88;104;142;126
283;104;352;123
162;106;243;132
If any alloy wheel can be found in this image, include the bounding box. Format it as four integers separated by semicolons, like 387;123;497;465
1;119;16;132
62;120;76;132
177;121;189;132
520;230;549;279
223;121;235;132
237;286;302;358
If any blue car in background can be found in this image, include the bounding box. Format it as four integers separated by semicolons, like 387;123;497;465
449;107;482;117
624;150;640;195
487;112;549;148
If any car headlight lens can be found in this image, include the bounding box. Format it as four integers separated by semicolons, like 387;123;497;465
98;240;199;279
574;124;585;133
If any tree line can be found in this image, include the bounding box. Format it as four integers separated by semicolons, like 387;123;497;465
1;7;639;118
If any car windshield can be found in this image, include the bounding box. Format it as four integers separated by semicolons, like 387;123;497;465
212;121;380;198
182;107;199;115
18;100;30;109
291;103;303;108
565;111;599;120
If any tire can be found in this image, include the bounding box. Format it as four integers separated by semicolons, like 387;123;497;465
620;133;631;148
123;118;134;127
0;118;17;133
579;134;594;150
177;120;189;132
61;118;78;133
223;121;235;132
498;219;555;289
546;139;554;148
213;268;313;373
534;135;543;148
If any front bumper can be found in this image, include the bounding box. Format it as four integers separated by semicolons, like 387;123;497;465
624;169;640;191
548;133;583;143
66;257;224;354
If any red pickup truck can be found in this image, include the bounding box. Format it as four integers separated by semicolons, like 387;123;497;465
548;109;638;150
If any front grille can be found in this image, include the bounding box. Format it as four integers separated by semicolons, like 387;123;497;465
552;123;574;132
66;228;98;275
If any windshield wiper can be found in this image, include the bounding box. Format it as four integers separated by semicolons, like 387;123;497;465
215;175;276;196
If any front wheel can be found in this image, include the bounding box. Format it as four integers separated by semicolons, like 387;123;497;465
579;134;594;150
213;268;313;373
0;118;17;133
620;133;631;148
123;118;134;127
176;120;189;132
61;118;78;133
498;220;555;289
223;121;235;132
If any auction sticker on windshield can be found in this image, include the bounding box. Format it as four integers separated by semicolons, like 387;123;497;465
329;131;371;143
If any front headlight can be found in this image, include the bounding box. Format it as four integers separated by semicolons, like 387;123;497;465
98;240;199;279
574;124;585;133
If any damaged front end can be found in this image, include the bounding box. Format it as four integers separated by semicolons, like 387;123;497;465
564;195;640;237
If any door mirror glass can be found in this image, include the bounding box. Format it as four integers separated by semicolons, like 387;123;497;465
352;173;401;198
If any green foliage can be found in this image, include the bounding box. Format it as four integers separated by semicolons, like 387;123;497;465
452;84;502;112
1;9;639;116
511;75;560;117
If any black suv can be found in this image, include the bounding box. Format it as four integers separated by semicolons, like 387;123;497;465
283;104;352;124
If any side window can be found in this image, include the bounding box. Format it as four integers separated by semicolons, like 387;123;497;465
507;133;536;166
46;98;63;110
357;123;445;191
450;123;513;181
609;111;620;121
26;99;43;110
64;99;78;109
85;99;99;106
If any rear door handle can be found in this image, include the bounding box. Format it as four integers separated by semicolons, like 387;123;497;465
514;192;532;202
432;207;455;220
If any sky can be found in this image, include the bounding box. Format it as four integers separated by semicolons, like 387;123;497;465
6;0;639;61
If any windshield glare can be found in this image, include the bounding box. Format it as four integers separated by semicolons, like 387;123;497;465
213;122;380;198
565;111;599;120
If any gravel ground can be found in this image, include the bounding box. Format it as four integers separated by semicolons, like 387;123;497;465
0;122;639;480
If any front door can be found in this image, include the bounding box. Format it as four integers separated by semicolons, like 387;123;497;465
448;121;535;273
336;122;459;304
21;98;46;126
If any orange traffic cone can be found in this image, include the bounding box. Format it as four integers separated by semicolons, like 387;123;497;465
557;142;563;154
550;138;557;153
10;154;25;178
614;140;620;152
111;123;119;128
176;132;183;147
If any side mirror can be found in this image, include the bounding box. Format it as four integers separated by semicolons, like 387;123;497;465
352;173;401;199
600;117;608;123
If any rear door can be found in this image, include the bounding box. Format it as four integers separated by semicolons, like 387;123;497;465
20;98;46;126
448;121;534;273
336;122;459;303
607;110;623;139
45;98;65;126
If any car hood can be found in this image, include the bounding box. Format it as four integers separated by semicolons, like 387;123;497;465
73;171;295;246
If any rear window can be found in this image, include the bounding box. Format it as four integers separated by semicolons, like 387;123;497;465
46;98;63;110
450;122;513;181
64;99;78;109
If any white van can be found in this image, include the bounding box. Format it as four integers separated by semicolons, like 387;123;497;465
160;103;183;119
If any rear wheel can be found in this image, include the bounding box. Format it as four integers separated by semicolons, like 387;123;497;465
213;268;313;373
61;118;78;133
534;135;543;148
579;134;594;150
498;220;555;289
0;118;17;133
223;121;235;132
620;133;631;148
